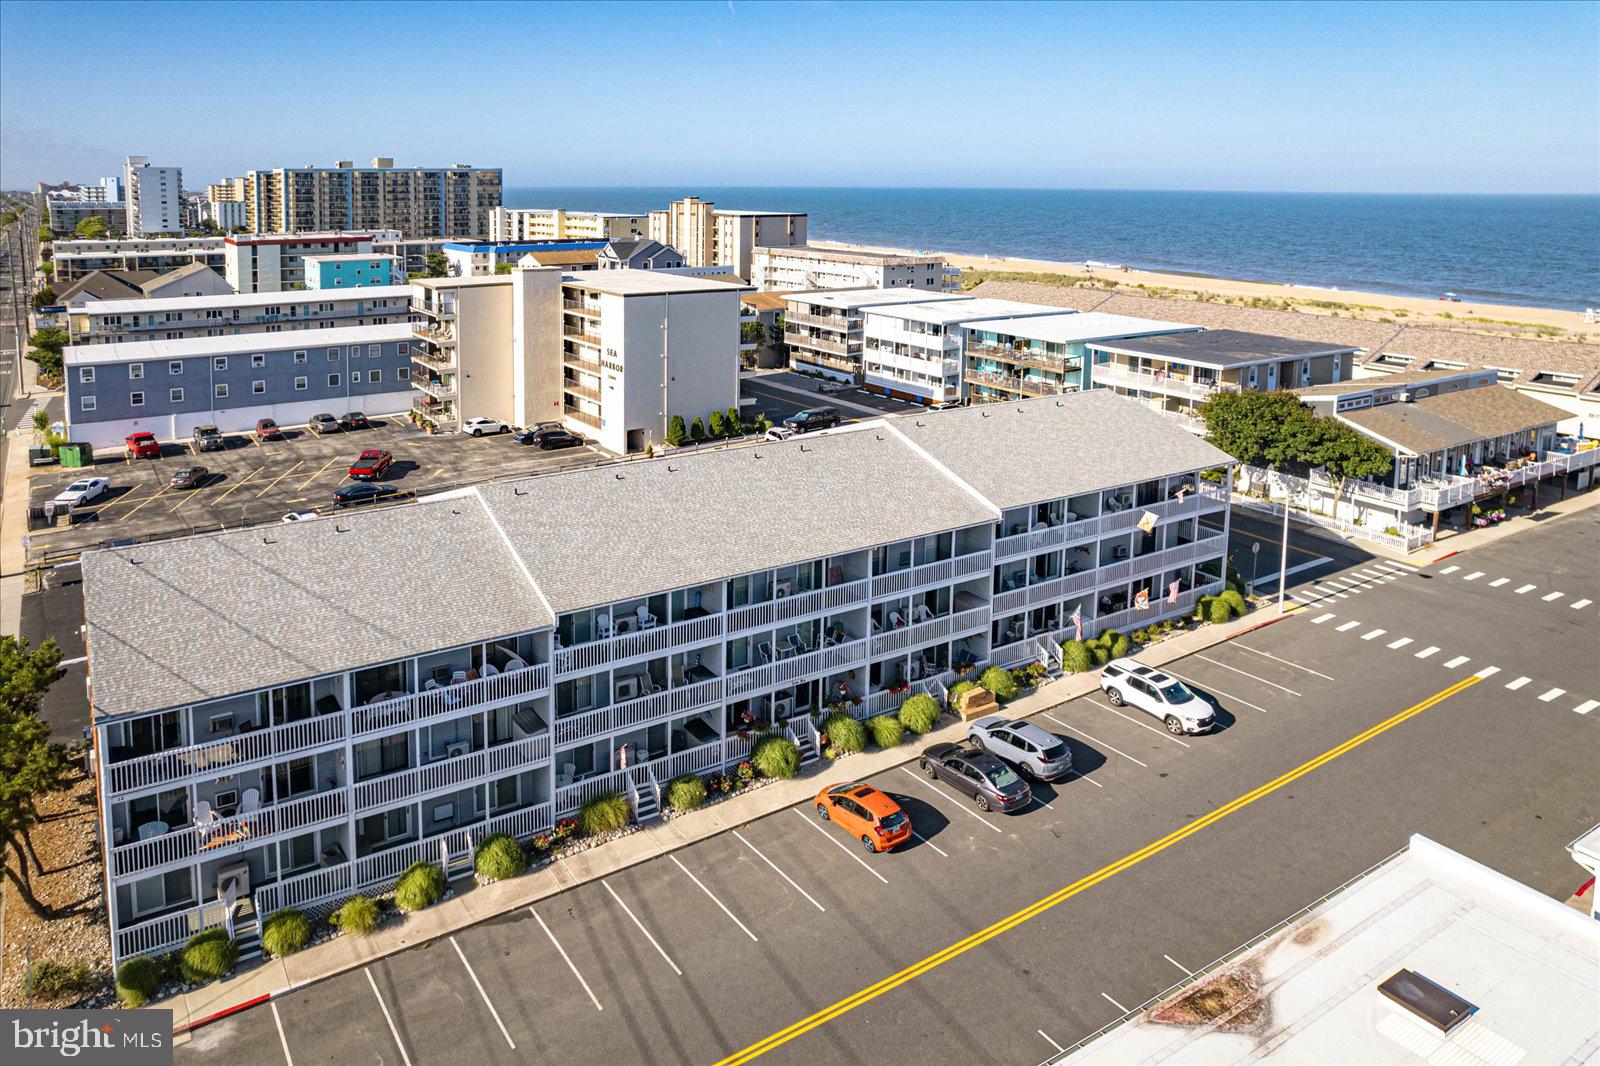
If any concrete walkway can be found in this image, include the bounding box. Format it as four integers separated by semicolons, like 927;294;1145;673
1;359;53;637
164;599;1298;1035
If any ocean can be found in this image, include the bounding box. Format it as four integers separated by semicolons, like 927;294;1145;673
504;187;1600;311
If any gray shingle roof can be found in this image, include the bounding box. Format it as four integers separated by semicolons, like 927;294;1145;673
81;392;1227;718
82;497;552;719
1093;329;1357;366
1339;385;1567;455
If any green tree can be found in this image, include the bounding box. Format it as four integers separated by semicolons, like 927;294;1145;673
422;250;449;278
493;261;513;275
666;414;686;446
725;407;743;437
739;320;766;347
26;327;69;381
1197;391;1309;470
770;313;787;352
36;224;53;243
73;215;109;240
708;409;727;438
1;637;71;918
690;416;706;442
32;285;57;311
0;209;18;228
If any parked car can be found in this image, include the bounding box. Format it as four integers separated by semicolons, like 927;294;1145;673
763;426;795;442
347;449;393;480
783;407;841;434
339;411;370;430
53;477;110;507
307;413;341;435
1100;658;1214;735
255;418;284;442
813;782;912;853
169;466;209;490
192;425;224;452
929;398;967;411
124;432;160;459
281;510;319;523
967;716;1072;781
461;417;511;437
918;742;1031;812
514;428;583;450
332;482;403;508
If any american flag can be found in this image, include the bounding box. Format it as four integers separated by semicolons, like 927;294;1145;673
1069;604;1084;641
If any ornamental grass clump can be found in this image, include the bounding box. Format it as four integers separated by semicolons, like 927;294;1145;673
115;957;160;1007
750;734;801;779
664;773;709;812
179;928;237;984
394;860;446;912
579;791;632;836
978;665;1019;702
864;714;904;749
261;909;312;958
898;693;942;734
820;711;867;754
474;833;529;881
330;895;381;937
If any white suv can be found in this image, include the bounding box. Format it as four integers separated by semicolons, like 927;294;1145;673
1099;658;1214;735
461;417;510;437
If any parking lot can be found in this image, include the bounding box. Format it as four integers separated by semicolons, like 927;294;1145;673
25;416;605;560
171;590;1597;1066
741;369;928;427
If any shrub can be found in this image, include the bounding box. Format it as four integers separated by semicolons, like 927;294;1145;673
664;773;708;813
666;414;686;446
820;712;867;754
474;833;528;881
865;714;905;749
578;791;632;836
898;693;942;734
978;665;1019;702
1207;597;1235;625
755;413;772;433
1219;588;1248;616
690;416;706;442
330;894;381;937
750;734;801;779
24;959;95;1000
394;860;446;912
947;680;977;701
1060;640;1093;673
115;957;161;1007
1195;595;1215;621
179;928;237;983
708;409;727;438
726;407;743;436
262;909;312;958
1090;642;1111;666
1109;633;1132;659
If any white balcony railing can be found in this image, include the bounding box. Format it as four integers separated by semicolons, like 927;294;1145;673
869;607;988;658
1093;364;1237;403
724;579;870;636
107;713;347;796
111;790;349;879
549;677;726;750
554;615;725;676
871;550;988;599
353;733;551;813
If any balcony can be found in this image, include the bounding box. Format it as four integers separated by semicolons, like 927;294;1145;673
563;405;602;429
411;346;455;370
554;614;726;676
564;329;601;347
562;379;600;402
724;578;871;635
110;789;348;879
1092;364;1234;403
562;300;601;317
552;677;726;748
870;550;989;599
723;637;870;699
354;732;551;813
106;713;347;796
785;310;853;331
966;342;1073;376
412;324;456;345
413;377;457;401
351;659;553;736
869;607;989;658
964;370;1058;398
786;331;852;358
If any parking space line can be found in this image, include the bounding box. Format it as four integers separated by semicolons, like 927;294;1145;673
795;806;900;873
255;460;304;497
895;768;1007;833
1443;655;1471;669
1235;644;1337;681
1489;578;1510;587
450;935;517;1047
211;467;264;504
1083;696;1193;747
1038;1030;1065;1053
365;969;416;1066
1161;670;1271;714
910;830;951;857
1042;713;1151;768
1361;628;1386;641
270;1001;294;1066
1506;676;1531;690
297;457;340;489
669;855;762;940
1163;953;1195;976
1415;646;1440;659
1064;770;1104;789
118;486;171;519
1193;655;1302;697
1538;688;1566;703
733;829;826;912
1387;637;1413;650
1101;991;1132;1014
531;907;606;1008
1335;620;1361;632
601;881;683;976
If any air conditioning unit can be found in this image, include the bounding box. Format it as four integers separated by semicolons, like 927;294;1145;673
444;740;470;758
1113;545;1130;560
772;695;795;719
216;860;251;900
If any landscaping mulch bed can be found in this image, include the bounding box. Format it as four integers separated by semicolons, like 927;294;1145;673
0;765;114;1008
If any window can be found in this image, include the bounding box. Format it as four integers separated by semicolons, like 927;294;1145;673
80;396;96;412
293;376;307;391
168;360;183;375
327;347;340;361
215;383;228;398
129;391;144;407
170;388;184;403
128;363;144;380
369;344;380;358
78;367;95;383
328;373;341;388
293;349;307;364
213;357;227;372
368;370;381;383
252;380;266;395
396;366;409;381
251;353;265;368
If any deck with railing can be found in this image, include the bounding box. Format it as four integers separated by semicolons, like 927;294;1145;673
111;790;349;879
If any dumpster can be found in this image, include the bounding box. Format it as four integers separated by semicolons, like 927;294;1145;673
58;442;94;467
27;446;56;466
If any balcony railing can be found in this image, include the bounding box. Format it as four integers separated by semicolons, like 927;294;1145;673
412;325;456;346
992;569;1099;615
352;660;552;736
724;578;871;635
564;329;601;347
966;342;1074;376
563;379;600;402
964;370;1058;398
870;607;989;658
111;790;349;879
413;377;457;400
786;331;852;358
564;406;602;429
107;713;347;796
552;676;726;748
870;550;989;599
1092;364;1234;402
354;732;551;813
722;637;870;699
785;310;853;331
554;614;726;676
411;347;455;369
562;300;600;317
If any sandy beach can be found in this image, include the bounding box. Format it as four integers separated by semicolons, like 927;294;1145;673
811;239;1597;341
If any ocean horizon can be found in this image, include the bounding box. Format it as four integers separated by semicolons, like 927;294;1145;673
503;186;1600;312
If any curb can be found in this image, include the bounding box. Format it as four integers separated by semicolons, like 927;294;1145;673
1430;550;1460;565
156;601;1294;1036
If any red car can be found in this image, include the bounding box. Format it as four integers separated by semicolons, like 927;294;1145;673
125;432;160;459
348;449;393;481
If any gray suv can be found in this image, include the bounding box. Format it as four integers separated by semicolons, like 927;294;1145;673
967;716;1072;780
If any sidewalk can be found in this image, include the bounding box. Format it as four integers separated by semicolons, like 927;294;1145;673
165;599;1299;1037
1;358;53;637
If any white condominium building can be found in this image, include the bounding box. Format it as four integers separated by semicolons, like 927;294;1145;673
859;298;1067;404
51;237;224;284
784;288;974;383
82;390;1233;969
123;156;184;235
751;245;960;293
649;197;807;279
67;286;414;345
410;267;749;455
488;207;648;243
223;231;397;293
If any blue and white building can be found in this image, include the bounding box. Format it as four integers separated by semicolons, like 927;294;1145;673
67;286;413;345
64;324;415;446
303;253;403;289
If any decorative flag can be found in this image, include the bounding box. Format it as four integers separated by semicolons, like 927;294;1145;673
1168;580;1181;604
1173;485;1189;501
1135;588;1150;610
1137;510;1159;534
1069;604;1084;641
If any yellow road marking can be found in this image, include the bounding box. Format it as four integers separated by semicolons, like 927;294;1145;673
118;486;172;519
167;483;210;512
296;457;340;490
714;674;1482;1065
210;467;263;504
254;461;304;497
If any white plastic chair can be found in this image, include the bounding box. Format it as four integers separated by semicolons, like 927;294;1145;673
556;763;576;789
481;662;500;677
889;611;907;629
636;605;658;630
503;655;528;672
912;604;933;623
597;613;613;639
240;788;260;814
450;669;468;685
195;801;214;825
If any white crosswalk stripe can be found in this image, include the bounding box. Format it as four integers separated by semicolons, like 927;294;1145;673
1489;578;1509;587
1336;620;1362;632
1463;571;1484;581
1443;655;1471;669
1440;565;1460;575
1575;700;1598;716
1415;646;1440;659
1474;666;1500;679
1361;629;1386;640
1542;591;1564;602
1538;688;1566;703
1387;637;1413;649
1572;599;1593;610
1312;613;1335;624
1515;584;1536;594
1505;676;1531;690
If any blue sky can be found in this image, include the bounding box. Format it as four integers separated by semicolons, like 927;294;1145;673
1;0;1596;193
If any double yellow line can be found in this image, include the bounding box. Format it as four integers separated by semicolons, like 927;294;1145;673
715;674;1482;1065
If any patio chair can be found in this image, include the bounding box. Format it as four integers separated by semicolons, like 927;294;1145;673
556;763;576;789
827;565;844;587
597;613;613;640
240;788;260;814
791;633;812;654
503;655;528;672
870;617;882;633
194;801;214;826
756;641;774;664
889;611;907;629
775;640;798;660
636;605;658;630
481;662;500;678
911;604;934;624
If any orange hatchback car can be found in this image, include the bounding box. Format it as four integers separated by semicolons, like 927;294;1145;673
813;782;912;853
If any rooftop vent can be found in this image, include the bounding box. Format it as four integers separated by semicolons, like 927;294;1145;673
1377;969;1476;1034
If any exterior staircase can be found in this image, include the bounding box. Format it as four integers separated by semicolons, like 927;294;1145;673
627;768;661;824
790;716;821;766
